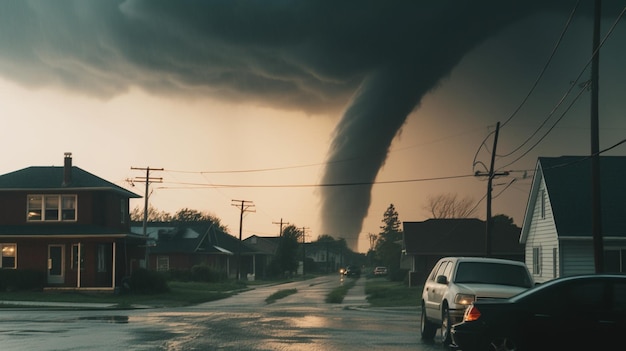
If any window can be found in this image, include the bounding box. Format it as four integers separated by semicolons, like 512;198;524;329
552;248;558;277
1;244;17;269
157;256;170;272
533;247;541;275
71;244;85;270
539;190;546;219
27;195;76;222
61;196;76;220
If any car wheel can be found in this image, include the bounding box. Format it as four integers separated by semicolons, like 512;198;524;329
420;303;437;340
487;337;517;351
441;305;451;346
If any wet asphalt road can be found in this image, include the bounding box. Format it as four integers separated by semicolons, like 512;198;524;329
0;276;449;350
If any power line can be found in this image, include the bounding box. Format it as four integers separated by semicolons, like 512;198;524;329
496;5;626;168
155;174;477;190
500;0;580;130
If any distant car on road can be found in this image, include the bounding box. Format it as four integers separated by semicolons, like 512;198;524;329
450;273;626;351
373;266;388;276
420;257;534;346
343;265;361;278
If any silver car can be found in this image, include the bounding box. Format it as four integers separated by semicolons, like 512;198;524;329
420;256;534;346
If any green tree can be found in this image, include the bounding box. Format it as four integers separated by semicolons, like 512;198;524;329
131;204;172;222
269;225;302;276
374;203;404;281
131;206;229;232
492;214;515;226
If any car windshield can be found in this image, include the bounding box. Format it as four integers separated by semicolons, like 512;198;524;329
454;262;533;288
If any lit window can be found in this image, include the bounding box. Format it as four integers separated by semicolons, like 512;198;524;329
1;244;17;269
27;195;77;222
27;196;42;221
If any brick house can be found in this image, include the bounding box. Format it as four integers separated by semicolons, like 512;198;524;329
0;153;145;291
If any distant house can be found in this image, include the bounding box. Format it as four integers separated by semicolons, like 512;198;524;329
132;221;259;279
403;218;524;286
243;235;280;279
520;156;626;283
303;240;344;274
0;153;145;291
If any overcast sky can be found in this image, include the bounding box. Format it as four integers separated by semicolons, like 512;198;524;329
1;1;625;252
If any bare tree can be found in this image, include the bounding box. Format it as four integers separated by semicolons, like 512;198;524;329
424;193;477;219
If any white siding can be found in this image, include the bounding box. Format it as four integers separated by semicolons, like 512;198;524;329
524;178;559;283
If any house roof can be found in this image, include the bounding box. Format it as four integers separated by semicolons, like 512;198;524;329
0;166;140;198
403;218;523;255
150;222;258;255
530;156;626;238
243;235;280;255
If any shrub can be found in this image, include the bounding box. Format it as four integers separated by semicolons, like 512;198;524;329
0;269;45;291
130;268;169;294
325;279;356;303
191;264;220;282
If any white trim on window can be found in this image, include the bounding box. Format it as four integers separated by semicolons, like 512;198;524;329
539;189;546;219
157;256;170;272
532;247;541;275
27;194;77;222
0;243;17;269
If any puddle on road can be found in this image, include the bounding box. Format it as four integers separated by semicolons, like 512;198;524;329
77;315;129;323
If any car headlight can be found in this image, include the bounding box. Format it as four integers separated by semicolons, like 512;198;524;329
454;293;476;305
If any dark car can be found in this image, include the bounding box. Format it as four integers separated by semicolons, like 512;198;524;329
344;265;361;278
450;274;626;351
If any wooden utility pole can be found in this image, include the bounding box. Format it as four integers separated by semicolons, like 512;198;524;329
272;218;289;236
232;199;255;280
301;227;309;276
591;0;604;273
130;166;163;270
474;122;508;257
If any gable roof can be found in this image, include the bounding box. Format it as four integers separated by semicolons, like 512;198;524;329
0;166;140;198
524;156;626;238
150;222;258;255
243;235;280;255
403;218;523;255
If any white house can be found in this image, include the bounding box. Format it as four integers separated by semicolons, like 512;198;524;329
520;156;626;283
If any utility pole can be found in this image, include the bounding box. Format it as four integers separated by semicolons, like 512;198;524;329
590;0;603;273
232;199;255;280
272;218;289;236
474;122;508;257
301;227;309;276
130;166;163;270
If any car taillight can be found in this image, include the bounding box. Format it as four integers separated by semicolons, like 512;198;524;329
463;305;481;322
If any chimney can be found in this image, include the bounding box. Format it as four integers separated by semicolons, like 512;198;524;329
63;152;72;186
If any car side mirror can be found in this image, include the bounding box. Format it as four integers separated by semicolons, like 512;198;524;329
436;275;448;284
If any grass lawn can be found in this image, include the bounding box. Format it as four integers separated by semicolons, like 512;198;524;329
0;276;422;309
365;277;421;307
0;280;253;308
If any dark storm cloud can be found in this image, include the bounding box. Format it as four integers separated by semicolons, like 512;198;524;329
0;0;611;249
